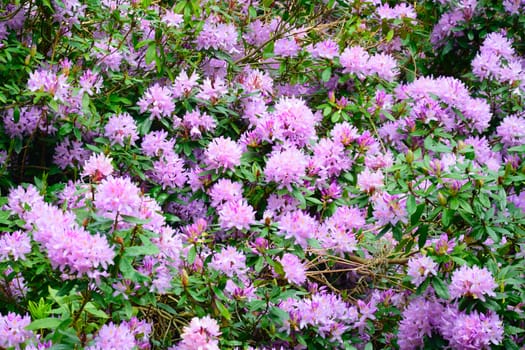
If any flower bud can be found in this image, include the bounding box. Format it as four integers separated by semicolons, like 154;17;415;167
181;269;189;288
475;179;484;188
406;150;414;165
328;90;335;103
437;192;447;206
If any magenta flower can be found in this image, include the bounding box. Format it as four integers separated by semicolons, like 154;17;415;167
44;225;115;279
171;315;221;350
311;138;352;178
3;107;45;138
0;312;34;348
279;253;307;285
407;256;438;287
339;46;370;77
307;39;339;59
172;70;200;98
104;113;139;146
209;246;247;278
205;136;242;171
150;154;187;190
218;199;256;231
278;210;318;249
238;68;274;96
1;267;28;300
82;153;113;181
180;110;216;138
357;168;384;193
196;19;238;53
27;69;70;101
162;9;183;28
367;53;399;81
272;97;318;147
0;230;31;262
94;176;142;219
209;179;243;208
397;297;443;350
78;69;103;96
372;192;408;226
438;306;503;349
137;83;175;120
449;265;497;301
274;38;301;57
331;122;359;146
86;322;137;350
496;114;525;147
53;138;91;170
141;130;175;157
264;147;308;190
196;77;228;102
319;206;364;254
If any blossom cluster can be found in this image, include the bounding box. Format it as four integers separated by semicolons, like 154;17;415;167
0;0;524;348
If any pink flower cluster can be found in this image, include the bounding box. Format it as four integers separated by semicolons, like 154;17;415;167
27;69;70;101
340;46;399;81
449;265;497;301
472;32;525;84
0;312;34;349
171;316;221;350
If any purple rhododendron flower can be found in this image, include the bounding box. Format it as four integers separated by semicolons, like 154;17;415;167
449;265;497;301
407;256;438;287
205;136;243;171
0;312;34;348
279;253;307;285
137;83;175;119
171;315;221;350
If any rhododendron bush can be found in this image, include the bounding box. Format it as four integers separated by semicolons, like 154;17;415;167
1;0;525;348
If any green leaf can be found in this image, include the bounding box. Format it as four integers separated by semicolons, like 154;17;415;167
485;226;499;243
140;118;152;135
26;318;63;331
392;224;403;242
84;302;109;319
410;203;425;225
187;245;197;264
125;244;159;257
321;67;332;82
331;110;341;123
145;43;156;65
82;93;90;113
417;224;429;249
385;29;394;42
432;277;450;300
13;106;20;122
215;300;231;320
120;215;151;225
441;208;453;227
407;195;416;215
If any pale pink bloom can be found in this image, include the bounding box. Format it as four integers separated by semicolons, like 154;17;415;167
407;256;438;287
205;136;242;171
82;153;113;180
357;168;384;193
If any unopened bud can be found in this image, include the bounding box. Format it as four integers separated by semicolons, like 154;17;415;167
181;269;189;288
328;90;336;103
437;192;447;206
406;150;414;165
